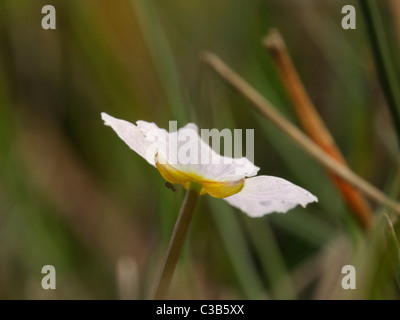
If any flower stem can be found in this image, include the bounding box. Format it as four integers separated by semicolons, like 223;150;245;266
153;182;201;300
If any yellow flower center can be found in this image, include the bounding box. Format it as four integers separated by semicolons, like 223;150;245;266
155;156;245;198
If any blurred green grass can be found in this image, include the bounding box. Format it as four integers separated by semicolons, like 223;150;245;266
0;0;399;299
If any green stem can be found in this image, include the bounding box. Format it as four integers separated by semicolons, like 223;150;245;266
359;0;400;146
153;182;201;300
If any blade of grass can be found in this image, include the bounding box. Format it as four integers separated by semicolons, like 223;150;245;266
243;217;296;299
383;213;400;290
201;51;400;217
131;0;186;123
208;198;265;299
271;209;334;246
130;0;189;263
359;0;400;146
263;29;372;229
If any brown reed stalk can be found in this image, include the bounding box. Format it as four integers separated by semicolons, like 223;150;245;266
201;51;400;220
263;29;372;229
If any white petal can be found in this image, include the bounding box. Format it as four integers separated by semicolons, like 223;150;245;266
102;113;259;181
224;176;318;217
101;113;166;167
168;125;259;181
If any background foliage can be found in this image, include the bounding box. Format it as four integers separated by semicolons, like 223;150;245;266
0;0;399;299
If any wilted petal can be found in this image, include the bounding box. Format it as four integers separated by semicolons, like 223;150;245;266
224;176;318;217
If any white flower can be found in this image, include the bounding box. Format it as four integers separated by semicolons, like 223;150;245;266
101;113;317;217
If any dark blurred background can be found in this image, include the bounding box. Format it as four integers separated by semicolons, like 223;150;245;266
0;0;399;299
